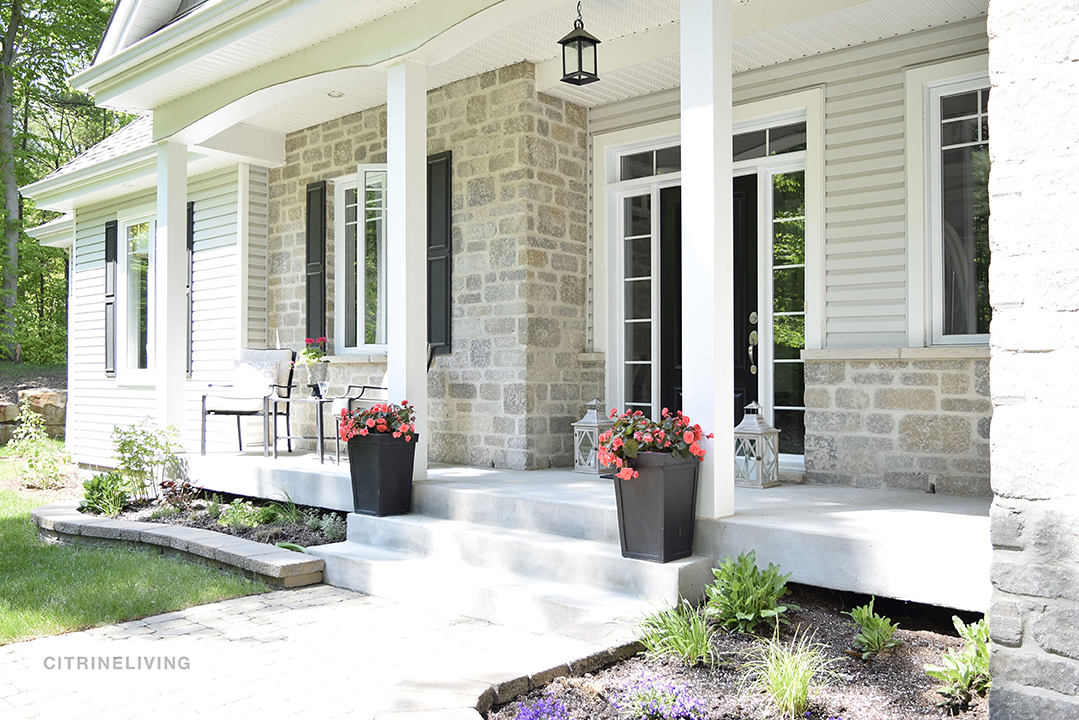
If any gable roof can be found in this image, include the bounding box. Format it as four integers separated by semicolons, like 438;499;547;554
42;116;153;183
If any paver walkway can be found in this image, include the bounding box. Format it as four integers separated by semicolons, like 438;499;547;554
0;585;634;720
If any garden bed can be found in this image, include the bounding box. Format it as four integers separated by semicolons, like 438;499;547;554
112;493;348;549
490;585;988;720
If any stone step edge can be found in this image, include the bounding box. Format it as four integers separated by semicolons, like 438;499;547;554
373;637;645;719
31;501;323;589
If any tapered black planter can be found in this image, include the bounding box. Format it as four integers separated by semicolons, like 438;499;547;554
613;452;700;563
346;434;418;516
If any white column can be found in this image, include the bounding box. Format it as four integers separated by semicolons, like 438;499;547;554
386;59;428;479
155;141;188;438
680;0;733;519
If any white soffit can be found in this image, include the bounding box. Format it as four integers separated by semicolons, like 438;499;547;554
237;0;986;135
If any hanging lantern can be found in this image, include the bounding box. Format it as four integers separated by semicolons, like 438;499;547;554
733;401;781;489
572;398;615;473
558;2;601;86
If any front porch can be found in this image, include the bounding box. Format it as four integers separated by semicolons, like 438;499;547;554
185;453;991;613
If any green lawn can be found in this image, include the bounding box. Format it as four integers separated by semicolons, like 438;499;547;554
0;489;268;645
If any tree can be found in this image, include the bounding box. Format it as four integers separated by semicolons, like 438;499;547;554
0;0;125;360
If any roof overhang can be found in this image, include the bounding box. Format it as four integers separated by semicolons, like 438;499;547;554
27;215;75;249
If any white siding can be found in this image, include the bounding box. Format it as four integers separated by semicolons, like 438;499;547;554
586;17;988;350
245;166;270;349
70;167;243;465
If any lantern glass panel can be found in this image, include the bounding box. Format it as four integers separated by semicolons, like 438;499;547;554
563;40;579;76
582;41;596;75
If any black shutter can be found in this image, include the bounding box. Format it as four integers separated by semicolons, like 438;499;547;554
104;220;117;376
427;151;452;354
186;201;195;376
305;181;327;341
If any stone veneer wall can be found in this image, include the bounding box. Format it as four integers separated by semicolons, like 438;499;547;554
986;0;1079;715
266;62;590;469
803;348;991;496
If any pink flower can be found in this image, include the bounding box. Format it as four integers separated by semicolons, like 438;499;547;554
616;467;638;480
359;428;369;436
609;408;618;419
366;418;376;428
683;430;695;444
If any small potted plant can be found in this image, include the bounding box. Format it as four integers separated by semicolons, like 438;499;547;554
295;337;329;396
338;401;417;516
597;408;713;563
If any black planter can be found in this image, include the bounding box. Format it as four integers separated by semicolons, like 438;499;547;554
612;452;700;563
346;433;418;516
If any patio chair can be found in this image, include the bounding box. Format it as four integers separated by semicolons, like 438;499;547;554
200;348;296;455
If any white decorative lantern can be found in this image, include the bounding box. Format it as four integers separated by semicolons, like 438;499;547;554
733;401;780;489
572;398;614;474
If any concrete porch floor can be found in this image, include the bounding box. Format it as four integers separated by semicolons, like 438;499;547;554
184;452;991;612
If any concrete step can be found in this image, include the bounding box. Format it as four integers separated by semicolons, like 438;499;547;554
413;477;620;543
344;512;713;603
308;540;655;635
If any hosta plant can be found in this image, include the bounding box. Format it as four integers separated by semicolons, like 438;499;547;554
924;616;991;711
844;597;902;661
705;550;799;635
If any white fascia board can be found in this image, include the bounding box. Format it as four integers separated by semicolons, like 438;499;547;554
72;0;281;106
26;216;74;248
21;147;210;213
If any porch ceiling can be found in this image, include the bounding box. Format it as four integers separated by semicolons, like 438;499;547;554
237;0;987;137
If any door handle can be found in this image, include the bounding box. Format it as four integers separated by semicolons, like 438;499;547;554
748;330;758;375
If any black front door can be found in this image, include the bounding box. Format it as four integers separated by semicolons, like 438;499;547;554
733;174;759;425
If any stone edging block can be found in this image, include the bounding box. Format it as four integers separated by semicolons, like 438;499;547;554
30;501;323;589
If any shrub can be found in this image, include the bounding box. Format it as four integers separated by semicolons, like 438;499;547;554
924;617;991;711
218;499;262;529
160;478;199;509
112;420;181;500
302;508;322;531
614;675;707;720
514;695;571;720
8;400;66;489
704;550;799;635
320;513;346;542
636;599;715;667
207;494;223;520
81;471;129;516
740;629;837;719
844;597;902;661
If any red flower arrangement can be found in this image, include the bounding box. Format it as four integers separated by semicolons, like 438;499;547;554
295;336;328;366
339;401;416;443
597;408;714;480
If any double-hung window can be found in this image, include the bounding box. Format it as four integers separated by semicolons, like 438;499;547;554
335;166;388;352
119;213;155;373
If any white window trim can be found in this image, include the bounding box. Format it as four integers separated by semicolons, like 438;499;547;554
334;164;389;355
116;207;156;385
905;55;990;347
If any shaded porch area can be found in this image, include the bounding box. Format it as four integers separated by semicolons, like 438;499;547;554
184;454;990;613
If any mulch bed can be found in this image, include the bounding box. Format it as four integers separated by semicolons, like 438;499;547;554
115;495;346;548
490;585;989;720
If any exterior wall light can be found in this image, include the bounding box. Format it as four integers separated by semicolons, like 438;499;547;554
572;398;614;473
559;2;601;86
733;401;781;488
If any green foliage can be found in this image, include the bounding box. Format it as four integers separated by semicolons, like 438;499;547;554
7;399;66;488
0;488;264;645
218;499;262;529
844;597;902;661
302;508;323;531
159;478;199;510
269;497;303;526
319;513;346;542
704;550;799;635
150;506;179;520
635;599;715;667
275;542;307;554
740;629;838;720
253;504;278;525
207;494;223;520
80;471;129;517
111;420;181;500
615;675;707;720
924;617;991;711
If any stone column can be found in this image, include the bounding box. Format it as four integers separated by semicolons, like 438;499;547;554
680;0;734;519
386;59;428;479
155;141;188;438
987;0;1079;715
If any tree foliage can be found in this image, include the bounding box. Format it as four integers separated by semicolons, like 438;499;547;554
1;0;131;362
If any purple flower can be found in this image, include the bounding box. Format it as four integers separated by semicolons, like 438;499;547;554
515;695;571;720
613;674;707;720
